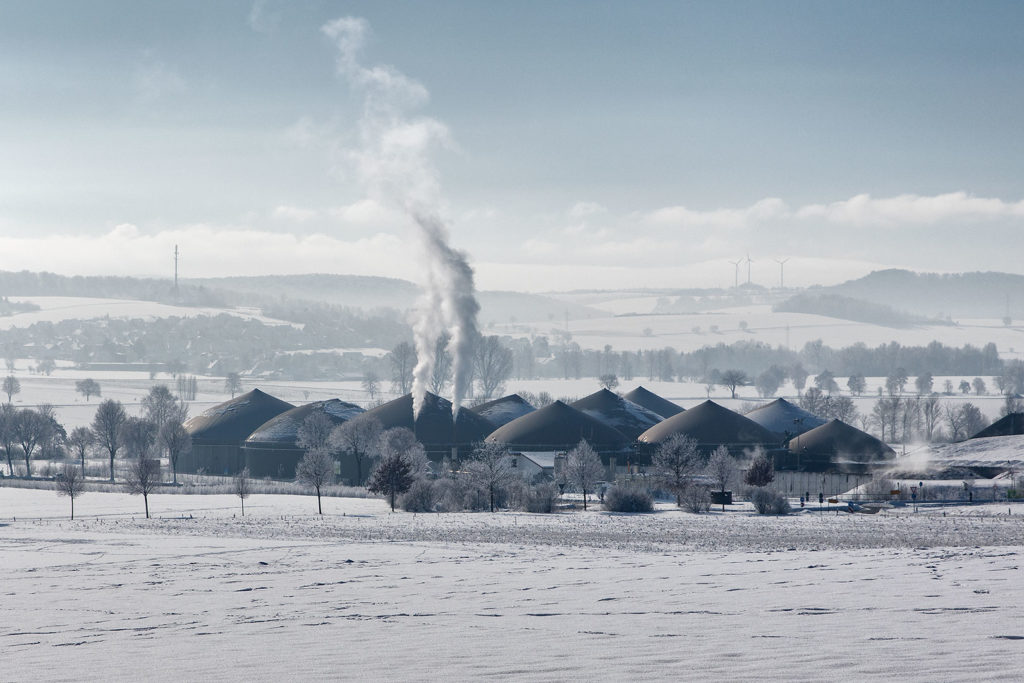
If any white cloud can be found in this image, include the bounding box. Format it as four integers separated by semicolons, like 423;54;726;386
644;197;789;230
795;191;1024;226
271;205;318;222
568;201;607;220
247;0;281;33
133;59;187;103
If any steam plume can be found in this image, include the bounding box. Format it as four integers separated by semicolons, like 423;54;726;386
322;17;480;417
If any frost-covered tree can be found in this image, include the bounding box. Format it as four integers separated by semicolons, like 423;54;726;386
56;463;86;520
296;448;335;515
599;374;619;391
234;467;251;516
92;399;128;482
367;451;414;512
125;457;161;519
330;416;383;485
706;445;735;496
378;427;430;478
814;370;839;394
914;372;933;396
847;373;867;396
972;377;987;396
466;442;515;512
565;439;604;510
296;412;335;454
653;434;701;507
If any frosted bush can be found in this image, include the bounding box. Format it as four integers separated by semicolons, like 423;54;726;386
751;487;790;515
603;485;654;513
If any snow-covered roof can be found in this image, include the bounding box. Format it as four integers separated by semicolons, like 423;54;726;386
470;394;536;428
184;389;294;444
245;398;365;446
916;434;1024;469
744;398;825;438
570;389;663;440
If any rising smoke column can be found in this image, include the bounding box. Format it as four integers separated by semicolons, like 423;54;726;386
322;17;480;417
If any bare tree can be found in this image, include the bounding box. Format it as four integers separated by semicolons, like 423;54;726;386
0;404;18;475
125;457;161;519
565;439;603;510
158;421;191;484
944;402;967;441
75;378;101;401
921;396;942;442
847;373;867;396
234;467;252;516
474;335;513;400
972;377;987;396
67;426;95;471
296;412;335;454
92;399;128;482
120;416;158;461
653;434;701;506
598;374;619;391
362;370;381;403
466;442;515;512
142;385;187;435
14;408;52;478
719;369;749;399
329;416;382;485
224;372;242;398
429;333;453;394
296;448;335;515
3;375;20;404
388;342;416;394
55;463;87;520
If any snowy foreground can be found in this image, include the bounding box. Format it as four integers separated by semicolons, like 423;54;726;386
3;490;1024;681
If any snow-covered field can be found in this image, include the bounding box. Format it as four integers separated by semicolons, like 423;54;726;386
489;303;1024;358
3;487;1023;681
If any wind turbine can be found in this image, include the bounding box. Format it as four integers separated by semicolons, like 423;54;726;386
745;253;753;285
774;257;789;289
728;259;742;288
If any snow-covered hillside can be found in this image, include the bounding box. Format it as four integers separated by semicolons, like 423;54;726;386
0;296;299;330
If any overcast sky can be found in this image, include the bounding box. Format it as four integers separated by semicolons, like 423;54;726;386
2;1;1023;291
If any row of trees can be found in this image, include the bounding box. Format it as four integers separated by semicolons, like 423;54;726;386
0;386;192;484
386;335;514;401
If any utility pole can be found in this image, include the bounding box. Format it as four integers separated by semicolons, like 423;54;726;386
774;257;789;289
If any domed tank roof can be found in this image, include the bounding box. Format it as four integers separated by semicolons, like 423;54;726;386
185;389;295;444
570;388;663;440
470;394;536;428
744;398;826;439
361;392;495;446
245;399;365;446
486;400;629;452
787;419;895;471
638;400;778;447
622;386;684;418
970;412;1024;439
